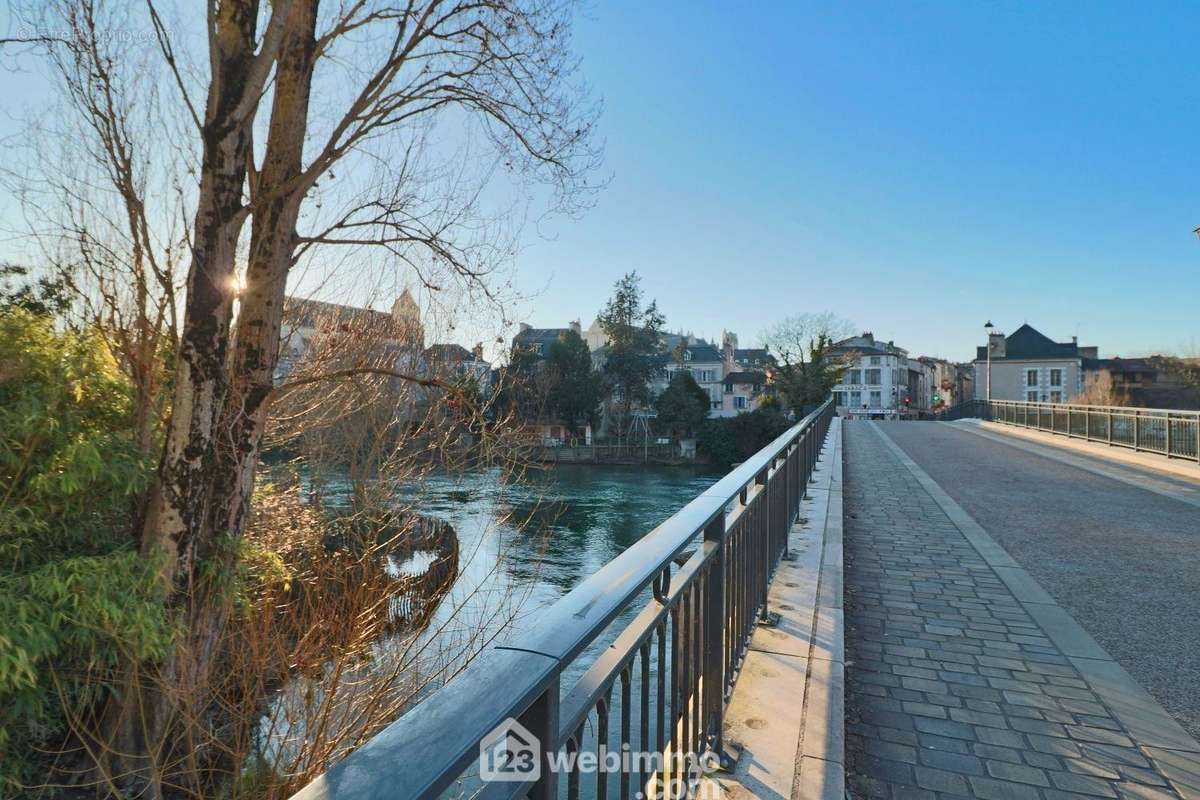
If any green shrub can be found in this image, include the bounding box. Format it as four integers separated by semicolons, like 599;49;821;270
697;408;791;465
0;310;171;790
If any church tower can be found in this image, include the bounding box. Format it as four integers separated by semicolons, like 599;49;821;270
390;288;425;349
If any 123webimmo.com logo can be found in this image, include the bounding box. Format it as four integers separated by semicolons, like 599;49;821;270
480;717;719;798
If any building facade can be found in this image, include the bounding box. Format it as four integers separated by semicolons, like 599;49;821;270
660;340;725;411
829;332;914;417
973;324;1095;403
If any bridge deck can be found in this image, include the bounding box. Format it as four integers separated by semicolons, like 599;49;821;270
842;420;1200;800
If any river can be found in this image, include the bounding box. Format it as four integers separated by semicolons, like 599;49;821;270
266;462;726;794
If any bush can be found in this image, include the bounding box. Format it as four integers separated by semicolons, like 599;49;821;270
697;408;791;465
0;310;170;789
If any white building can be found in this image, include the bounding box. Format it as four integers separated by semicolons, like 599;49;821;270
973;324;1096;403
829;332;921;417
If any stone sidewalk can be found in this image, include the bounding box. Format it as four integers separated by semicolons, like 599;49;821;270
842;421;1200;800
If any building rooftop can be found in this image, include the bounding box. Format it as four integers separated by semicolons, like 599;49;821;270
974;324;1093;361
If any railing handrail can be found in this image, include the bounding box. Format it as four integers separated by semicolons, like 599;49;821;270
986;399;1200;416
292;399;835;800
942;398;1200;464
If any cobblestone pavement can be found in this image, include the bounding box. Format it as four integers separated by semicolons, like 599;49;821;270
877;420;1200;742
842;421;1190;800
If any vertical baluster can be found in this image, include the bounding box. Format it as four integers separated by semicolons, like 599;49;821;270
519;675;560;800
670;603;681;762
597;691;611;800
619;668;632;800
756;468;770;623
567;728;583;800
656;621;666;761
638;644;650;799
702;514;726;765
678;588;691;760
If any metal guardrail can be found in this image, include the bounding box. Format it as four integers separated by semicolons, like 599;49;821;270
938;399;1200;463
292;399;836;800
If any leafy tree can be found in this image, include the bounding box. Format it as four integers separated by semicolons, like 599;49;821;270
544;329;602;436
496;343;546;422
697;407;791;466
654;371;710;440
762;313;854;416
0;264;70;316
598;272;665;431
0;310;170;790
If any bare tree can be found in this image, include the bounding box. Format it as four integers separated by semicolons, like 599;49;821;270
761;312;855;414
2;0;190;459
9;0;598;794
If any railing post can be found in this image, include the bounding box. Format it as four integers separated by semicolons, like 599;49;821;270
1166;414;1172;457
702;513;727;763
519;675;561;800
1134;412;1141;451
755;467;772;625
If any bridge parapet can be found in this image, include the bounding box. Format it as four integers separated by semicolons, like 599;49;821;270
938;399;1200;463
291;400;837;800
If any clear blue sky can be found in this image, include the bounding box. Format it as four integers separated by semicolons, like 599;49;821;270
511;1;1200;361
2;3;1196;362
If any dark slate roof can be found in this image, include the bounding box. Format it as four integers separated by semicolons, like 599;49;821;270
974;324;1082;361
724;370;767;386
513;327;571;344
682;344;723;363
734;348;773;366
424;343;477;363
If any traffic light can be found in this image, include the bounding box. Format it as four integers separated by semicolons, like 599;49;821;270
932;392;941;403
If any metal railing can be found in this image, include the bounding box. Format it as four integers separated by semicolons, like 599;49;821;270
938;399;1200;463
292;399;836;800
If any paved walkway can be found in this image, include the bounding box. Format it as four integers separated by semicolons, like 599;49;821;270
842;420;1199;800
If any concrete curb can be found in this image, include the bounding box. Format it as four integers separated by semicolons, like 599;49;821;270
718;418;845;800
868;421;1200;799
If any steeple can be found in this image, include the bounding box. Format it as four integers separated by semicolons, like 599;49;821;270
390;288;424;348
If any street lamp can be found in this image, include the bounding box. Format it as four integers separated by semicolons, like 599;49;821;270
984;321;995;404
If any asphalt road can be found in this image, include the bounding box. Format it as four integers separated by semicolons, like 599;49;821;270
876;420;1200;741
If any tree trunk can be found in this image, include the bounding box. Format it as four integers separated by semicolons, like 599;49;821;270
90;3;262;794
189;0;318;672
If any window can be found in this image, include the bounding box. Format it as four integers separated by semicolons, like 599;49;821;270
850;390;862;406
870;356;881;365
848;369;862;385
1050;369;1062;387
866;369;881;385
684;350;692;361
1026;369;1038;386
834;391;845;406
734;396;747;409
1050;391;1063;403
1027;390;1038;402
870;390;882;407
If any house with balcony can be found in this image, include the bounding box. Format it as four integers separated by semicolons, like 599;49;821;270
829;332;912;417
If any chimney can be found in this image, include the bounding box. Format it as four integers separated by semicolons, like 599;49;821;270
472;342;484;361
988;332;1006;358
1072;335;1078;344
518;322;531;333
569;319;582;335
